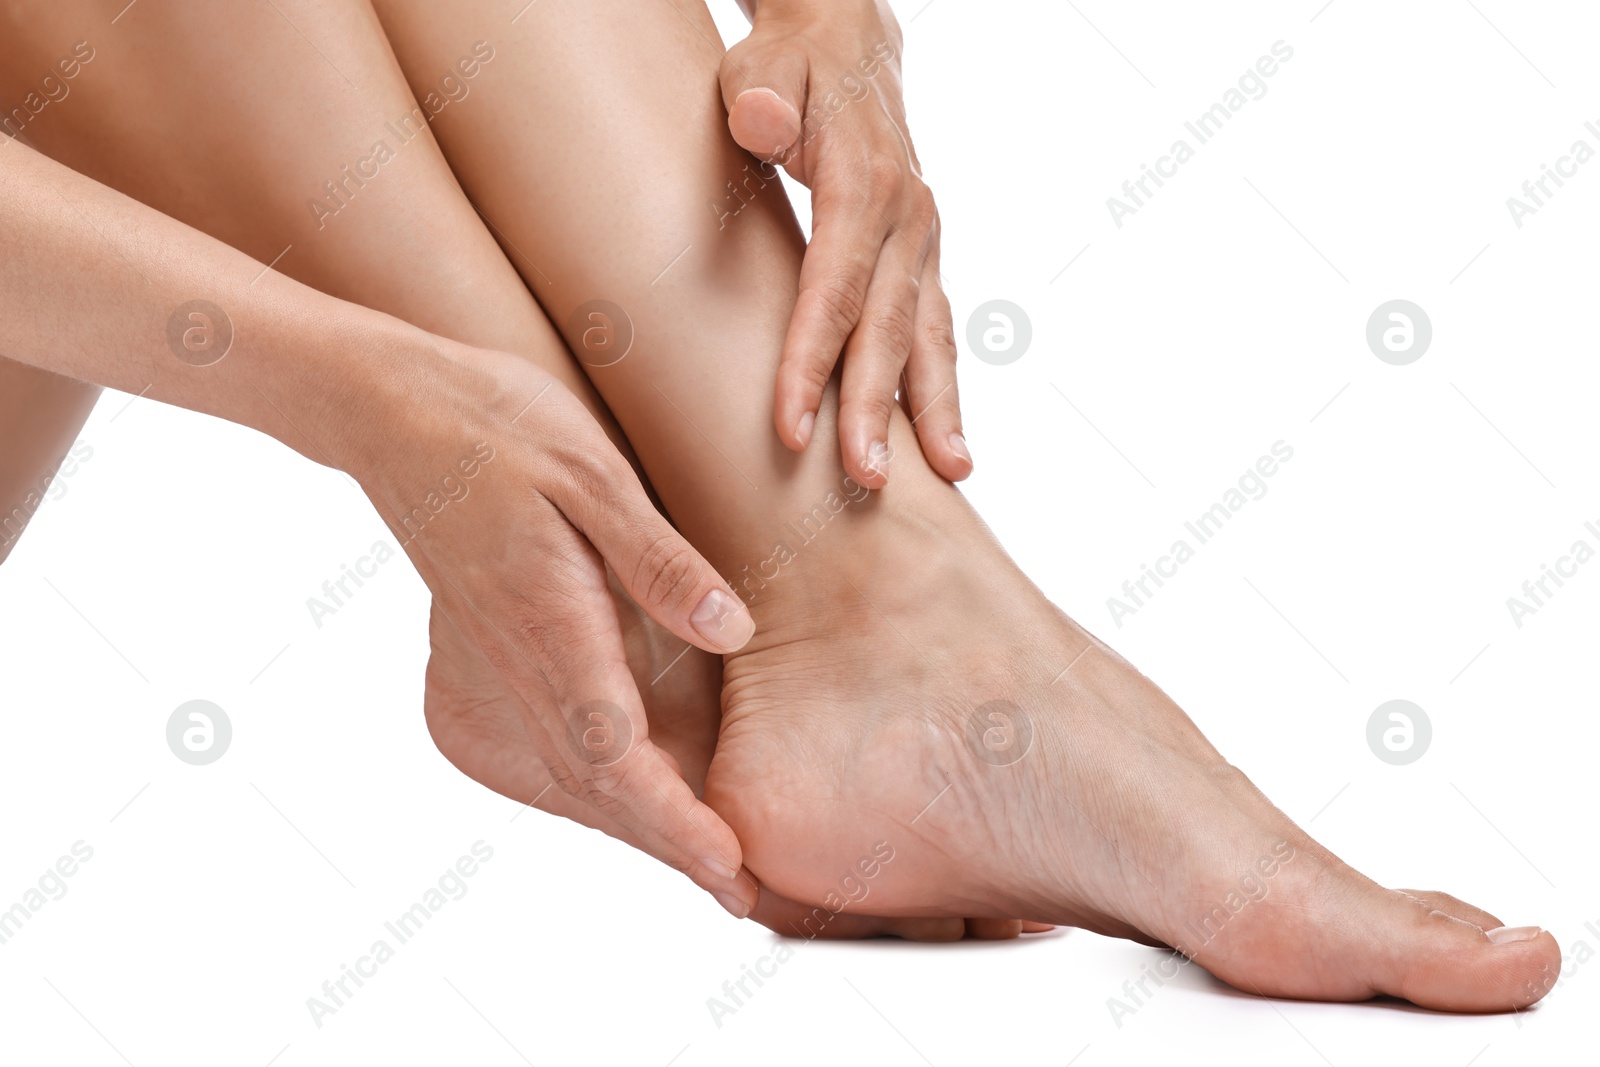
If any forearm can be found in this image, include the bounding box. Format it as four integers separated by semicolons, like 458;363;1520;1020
0;140;424;475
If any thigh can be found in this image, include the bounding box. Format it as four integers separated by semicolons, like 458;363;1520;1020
0;1;606;422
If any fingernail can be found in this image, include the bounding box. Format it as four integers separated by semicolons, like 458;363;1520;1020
736;86;784;105
713;891;750;920
864;439;891;482
691;588;755;651
699;854;739;880
1487;925;1542;944
795;410;815;448
948;431;972;467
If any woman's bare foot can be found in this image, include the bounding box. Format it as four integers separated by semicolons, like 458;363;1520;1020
420;588;1049;941
343;0;1553;1008
702;441;1560;1011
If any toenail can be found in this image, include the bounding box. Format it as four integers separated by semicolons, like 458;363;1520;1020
1486;925;1541;944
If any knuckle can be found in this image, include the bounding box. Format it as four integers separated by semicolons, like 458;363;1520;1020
866;302;917;357
546;758;589;800
719;47;748;84
807;277;868;337
550;742;625;795
557;447;630;518
847;389;899;429
569;758;644;818
902;187;938;239
507;605;562;664
863;154;905;199
631;531;702;612
919;316;958;360
786;351;836;394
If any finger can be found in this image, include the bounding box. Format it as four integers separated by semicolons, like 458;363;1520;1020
546;438;755;656
750;889;966;941
458;691;755;925
1021;921;1058;934
776;165;891;453
719;45;807;167
837;214;925;487
526;592;758;915
902;232;970;482
428;523;756;918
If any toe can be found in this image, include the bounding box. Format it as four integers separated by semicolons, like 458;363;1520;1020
885;918;969;942
1362;889;1559;1011
1177;848;1560;1012
964;919;1023;940
1394;888;1504;932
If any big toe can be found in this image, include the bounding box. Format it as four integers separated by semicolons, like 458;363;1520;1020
1394;888;1504;933
1362;887;1559;1011
1197;862;1560;1012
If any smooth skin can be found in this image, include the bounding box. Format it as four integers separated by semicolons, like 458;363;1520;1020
367;0;1561;1011
0;0;1019;937
0;362;99;566
0;36;760;915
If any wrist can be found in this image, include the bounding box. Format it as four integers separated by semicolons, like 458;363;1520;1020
206;283;437;482
330;328;547;519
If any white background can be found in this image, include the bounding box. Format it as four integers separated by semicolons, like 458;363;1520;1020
2;1;1597;1064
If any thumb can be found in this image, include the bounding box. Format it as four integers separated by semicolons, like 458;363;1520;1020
720;46;808;166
